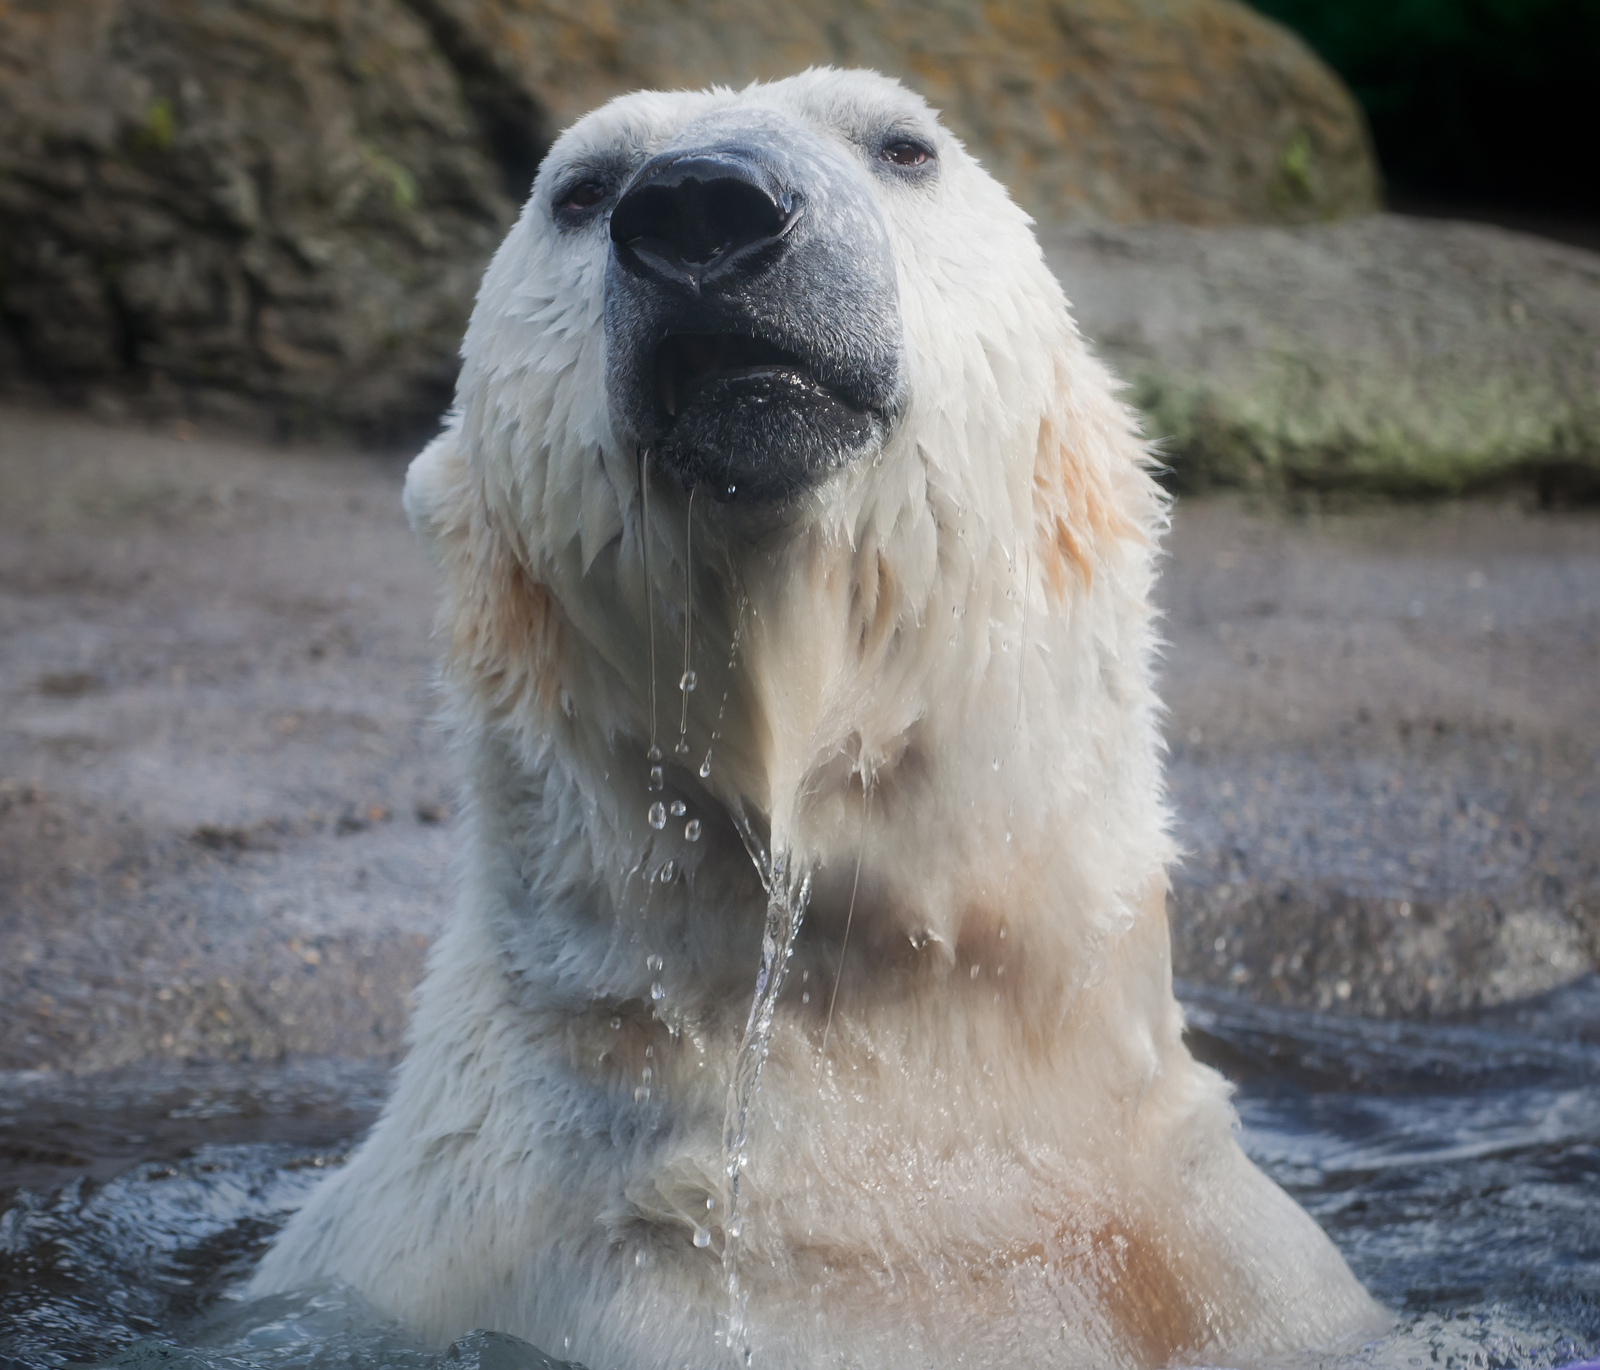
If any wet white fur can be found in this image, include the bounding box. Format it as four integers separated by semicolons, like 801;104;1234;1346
252;69;1385;1369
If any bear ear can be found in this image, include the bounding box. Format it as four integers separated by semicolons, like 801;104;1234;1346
403;429;467;563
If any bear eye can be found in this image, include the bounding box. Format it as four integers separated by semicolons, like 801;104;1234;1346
879;138;933;169
556;180;608;214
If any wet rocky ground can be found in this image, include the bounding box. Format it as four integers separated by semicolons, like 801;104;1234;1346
1162;499;1599;1016
1;405;1596;1076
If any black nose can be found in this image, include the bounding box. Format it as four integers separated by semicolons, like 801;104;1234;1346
610;152;799;292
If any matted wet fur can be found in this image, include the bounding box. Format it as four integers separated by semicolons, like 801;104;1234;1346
252;69;1385;1369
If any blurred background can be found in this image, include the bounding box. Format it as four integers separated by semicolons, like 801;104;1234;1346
1;4;1599;1364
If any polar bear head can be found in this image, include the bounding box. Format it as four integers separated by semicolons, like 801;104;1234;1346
405;67;1164;903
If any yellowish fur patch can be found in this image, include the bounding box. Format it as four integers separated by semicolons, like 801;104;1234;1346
432;451;568;717
1031;359;1141;601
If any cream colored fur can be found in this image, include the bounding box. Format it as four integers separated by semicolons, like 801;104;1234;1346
251;69;1386;1369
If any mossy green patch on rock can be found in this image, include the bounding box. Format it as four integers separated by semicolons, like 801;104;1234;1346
1048;215;1600;498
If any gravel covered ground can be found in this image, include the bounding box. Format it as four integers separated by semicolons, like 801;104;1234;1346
1;406;1596;1072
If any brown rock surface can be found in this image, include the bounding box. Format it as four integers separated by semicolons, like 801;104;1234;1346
419;0;1377;227
0;0;1376;435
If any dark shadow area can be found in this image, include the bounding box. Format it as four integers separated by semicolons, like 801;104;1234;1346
1250;0;1600;246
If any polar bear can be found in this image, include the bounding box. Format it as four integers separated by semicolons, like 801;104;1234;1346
251;68;1385;1369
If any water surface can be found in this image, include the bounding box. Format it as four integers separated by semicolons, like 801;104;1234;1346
3;982;1597;1370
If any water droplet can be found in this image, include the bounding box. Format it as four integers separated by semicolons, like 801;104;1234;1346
685;819;702;841
693;1226;711;1248
680;670;697;692
647;744;662;763
1005;830;1012;843
674;739;690;756
991;757;1000;771
651;981;665;1001
634;1084;651;1103
699;753;713;778
635;1249;649;1267
969;964;980;979
801;991;810;1003
647;954;663;972
610;1015;623;1029
670;799;686;817
659;860;676;883
727;1216;744;1238
648;802;667;829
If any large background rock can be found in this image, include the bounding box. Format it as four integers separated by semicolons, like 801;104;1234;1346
413;0;1377;228
0;0;1375;437
0;0;522;437
1049;215;1600;497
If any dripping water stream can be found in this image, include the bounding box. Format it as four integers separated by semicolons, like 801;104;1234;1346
640;451;666;831
820;785;869;1069
719;845;812;1367
677;489;696;759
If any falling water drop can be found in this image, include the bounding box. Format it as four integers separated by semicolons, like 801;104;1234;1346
1016;548;1031;737
670;799;687;817
650;982;665;1002
649;766;664;791
648;802;667;830
694;1226;711;1249
699;754;714;779
680;670;697;692
647;954;663;973
659;860;676;883
685;819;702;842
